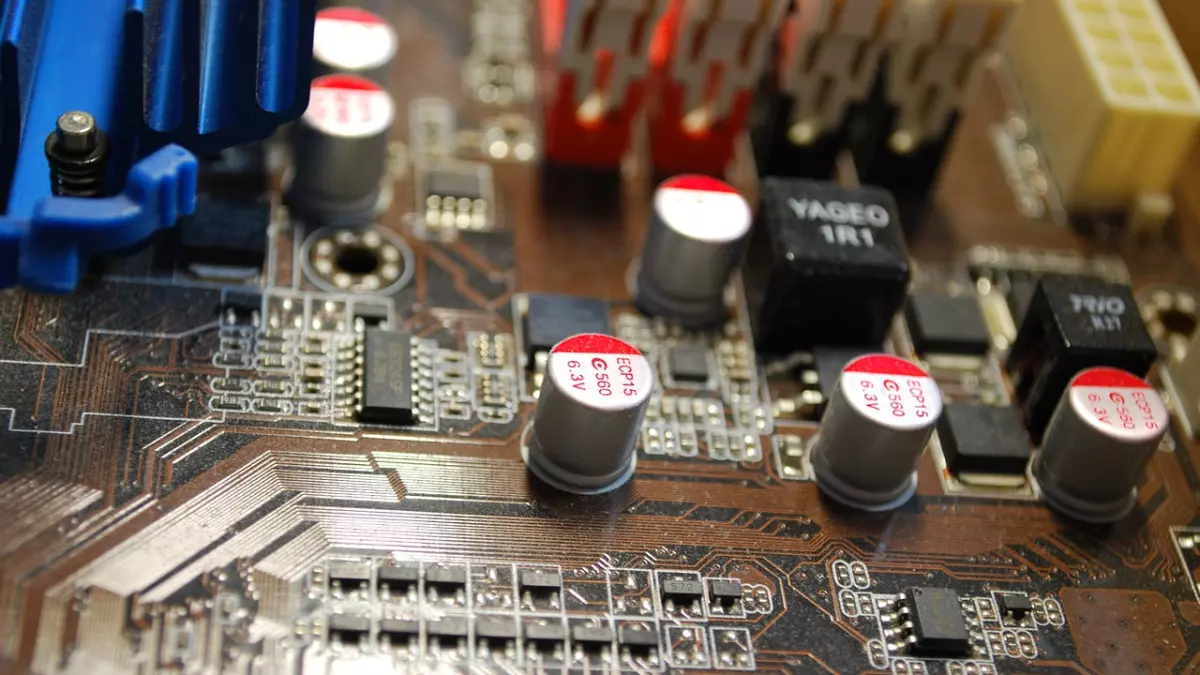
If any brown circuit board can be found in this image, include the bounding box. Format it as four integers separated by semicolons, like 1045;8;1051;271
2;1;1200;674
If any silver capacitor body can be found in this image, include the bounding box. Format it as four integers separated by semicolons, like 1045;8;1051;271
524;334;654;494
811;354;944;511
635;175;752;327
1033;367;1169;523
286;74;394;224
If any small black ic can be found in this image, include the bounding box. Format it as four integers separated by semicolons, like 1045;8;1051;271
353;302;390;327
221;290;262;322
519;569;562;593
376;561;419;593
660;578;705;603
708;579;743;607
378;618;420;640
997;592;1033;622
937;403;1032;475
572;624;615;648
900;588;971;657
360;329;415;425
906;292;992;355
427;617;469;641
425;166;486;202
425;565;467;591
669;346;711;384
475;617;517;643
617;626;659;652
178;197;271;268
328;614;371;645
327;562;371;590
522;293;611;362
524;621;567;645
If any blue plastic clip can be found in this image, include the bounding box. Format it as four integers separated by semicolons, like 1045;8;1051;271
0;0;316;292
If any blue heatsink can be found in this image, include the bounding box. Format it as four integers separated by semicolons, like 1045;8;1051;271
0;0;317;292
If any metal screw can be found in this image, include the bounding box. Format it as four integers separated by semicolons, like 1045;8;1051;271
55;111;98;154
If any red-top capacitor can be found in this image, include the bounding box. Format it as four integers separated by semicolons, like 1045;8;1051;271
1033;367;1169;523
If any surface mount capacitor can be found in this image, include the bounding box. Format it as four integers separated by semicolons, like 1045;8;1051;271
811;354;944;511
285;74;395;224
635;175;753;327
524;334;654;494
1033;367;1169;523
313;7;398;83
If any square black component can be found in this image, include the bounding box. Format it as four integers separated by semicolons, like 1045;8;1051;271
425;565;467;590
425;166;485;201
379;618;420;639
572;624;615;646
353;302;390;327
475;617;517;642
1006;275;1156;441
519;570;562;592
221;290;262;321
377;561;419;591
997;592;1033;621
708;579;743;605
178;197;271;268
937;403;1032;475
902;588;971;657
744;179;910;353
522;293;611;362
906;293;992;355
524;621;567;644
617;626;659;650
328;614;371;644
359;329;415;425
669;346;710;384
327;562;370;588
427;617;469;639
660;578;704;602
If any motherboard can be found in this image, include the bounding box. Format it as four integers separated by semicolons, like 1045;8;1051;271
4;0;1200;673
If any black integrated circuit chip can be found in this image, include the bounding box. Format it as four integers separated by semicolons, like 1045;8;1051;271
900;587;971;657
997;592;1033;622
668;345;711;384
937;403;1032;475
178;197;271;268
328;614;371;644
906;292;992;355
522;293;612;361
360;329;415;425
572;624;615;647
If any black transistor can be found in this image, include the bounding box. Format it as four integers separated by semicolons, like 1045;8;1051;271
938;403;1032;475
1006;276;1156;442
744;179;910;353
906;292;992;355
572;624;615;648
617;625;659;653
359;329;416;425
475;617;518;643
522;293;612;363
899;588;972;657
660;578;705;604
328;614;371;645
997;592;1033;623
376;561;419;593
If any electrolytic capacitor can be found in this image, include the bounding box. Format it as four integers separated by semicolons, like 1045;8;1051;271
524;334;654;494
285;74;394;224
313;7;398;83
811;354;944;511
635;175;753;327
1032;367;1169;523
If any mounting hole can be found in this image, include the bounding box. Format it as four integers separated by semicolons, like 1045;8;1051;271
302;225;414;295
335;245;381;276
1158;307;1197;338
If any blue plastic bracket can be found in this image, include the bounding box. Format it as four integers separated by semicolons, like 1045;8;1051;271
0;0;316;292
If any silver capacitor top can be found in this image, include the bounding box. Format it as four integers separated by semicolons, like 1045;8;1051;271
635;175;753;327
313;7;398;83
1033;367;1169;523
524;334;654;494
811;354;944;511
285;74;394;224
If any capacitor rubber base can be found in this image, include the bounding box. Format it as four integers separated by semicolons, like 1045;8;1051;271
283;178;389;226
1032;456;1137;524
632;263;730;329
521;423;637;495
811;437;919;512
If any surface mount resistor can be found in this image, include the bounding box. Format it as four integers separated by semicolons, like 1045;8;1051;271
541;0;668;168
649;0;789;175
